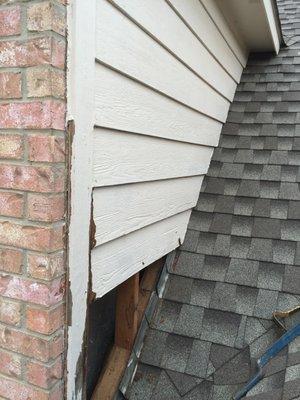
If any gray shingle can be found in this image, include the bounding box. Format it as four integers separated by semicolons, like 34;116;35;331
273;240;296;264
219;163;244;179
248;238;273;262
236;286;259;316
197;232;217;255
252;217;281;239
160;334;193;373
183;380;213;400
151;371;181;400
231;215;253;236
180;229;199;252
215;195;235;214
238;180;260;197
210;282;237;312
189;211;212;232
226;258;259;287
254;289;279;319
281;220;300;241
201;309;242;347
258;262;285;291
213;348;251;385
164;275;193;304
244;317;268;346
260;181;280;199
234;197;255;215
201;256;230;282
235;149;254;163
140;330;168;367
265;137;278;149
126;363;161;400
230;236;251;258
213;234;231;257
224;179;241;196
253;198;271;217
205;177;225;195
261;165;281;180
191;280;215;308
283;266;300;294
151;300;182;332
173;305;204;339
243;164;263;179
196;194;216;212
270;200;289;219
210;213;232;234
280;182;300;200
207;161;221;177
185;340;211;378
251;137;265;149
171;251;205;279
281;165;298;182
166;370;201;397
288;200;300;219
270;150;289;164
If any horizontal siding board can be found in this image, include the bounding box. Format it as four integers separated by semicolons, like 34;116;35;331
93;176;203;245
92;128;213;186
94;63;224;142
91;210;191;297
200;0;248;67
110;0;236;101
168;0;243;81
96;0;231;118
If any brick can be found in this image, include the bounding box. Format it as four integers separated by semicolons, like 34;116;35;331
27;2;65;36
0;373;57;400
28;135;65;162
0;100;65;130
0;7;21;36
0;221;63;252
26;304;64;334
52;39;65;69
0;37;51;68
0;350;21;378
0;325;64;362
0;248;23;274
0;275;65;306
0;37;64;69
0;72;21;99
0;298;21;326
27;67;65;98
28;252;64;281
28;193;64;222
26;357;63;389
0;164;64;193
0;191;24;218
0;134;23;159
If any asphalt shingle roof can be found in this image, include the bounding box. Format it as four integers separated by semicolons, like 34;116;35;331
124;1;300;399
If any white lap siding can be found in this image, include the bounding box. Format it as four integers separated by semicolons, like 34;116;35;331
91;0;247;297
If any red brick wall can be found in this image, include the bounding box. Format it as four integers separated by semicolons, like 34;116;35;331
0;1;67;399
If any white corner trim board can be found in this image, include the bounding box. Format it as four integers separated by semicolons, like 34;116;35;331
66;0;96;398
91;210;192;298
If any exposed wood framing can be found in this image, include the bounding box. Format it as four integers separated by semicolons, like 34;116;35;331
115;273;140;351
91;258;164;399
